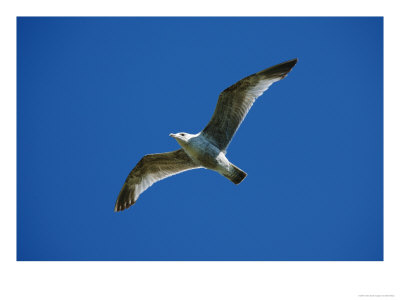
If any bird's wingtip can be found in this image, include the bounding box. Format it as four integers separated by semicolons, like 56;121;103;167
257;58;298;79
114;182;135;212
114;202;121;212
282;58;298;69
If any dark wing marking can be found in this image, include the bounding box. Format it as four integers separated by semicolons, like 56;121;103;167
114;149;200;212
202;58;297;151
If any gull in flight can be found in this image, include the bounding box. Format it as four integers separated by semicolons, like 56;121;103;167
115;59;298;212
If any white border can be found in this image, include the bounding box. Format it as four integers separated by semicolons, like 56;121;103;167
1;1;399;299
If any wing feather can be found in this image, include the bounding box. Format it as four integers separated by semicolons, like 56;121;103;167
114;149;200;212
202;59;298;151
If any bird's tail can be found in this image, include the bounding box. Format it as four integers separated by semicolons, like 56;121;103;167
223;163;247;185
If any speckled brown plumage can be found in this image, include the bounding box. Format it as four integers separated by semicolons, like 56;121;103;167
114;149;199;212
202;59;297;151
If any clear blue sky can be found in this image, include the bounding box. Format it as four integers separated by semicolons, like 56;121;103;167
17;17;383;261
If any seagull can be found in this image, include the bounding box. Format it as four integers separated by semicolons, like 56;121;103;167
114;58;298;212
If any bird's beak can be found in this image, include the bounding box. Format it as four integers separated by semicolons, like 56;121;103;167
169;133;177;138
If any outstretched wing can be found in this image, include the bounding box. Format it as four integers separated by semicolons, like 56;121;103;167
202;58;298;151
115;149;200;212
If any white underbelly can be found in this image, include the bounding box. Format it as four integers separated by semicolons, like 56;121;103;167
183;137;229;171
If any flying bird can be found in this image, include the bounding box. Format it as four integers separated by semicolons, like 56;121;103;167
115;58;298;212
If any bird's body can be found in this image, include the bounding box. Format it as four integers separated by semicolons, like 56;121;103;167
115;58;298;212
171;132;240;183
173;133;226;170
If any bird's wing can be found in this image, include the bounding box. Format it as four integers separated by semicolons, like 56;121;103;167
115;149;200;212
202;58;297;151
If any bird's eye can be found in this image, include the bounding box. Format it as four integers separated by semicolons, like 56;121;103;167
180;133;184;136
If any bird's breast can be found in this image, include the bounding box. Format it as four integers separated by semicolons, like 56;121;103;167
183;136;224;170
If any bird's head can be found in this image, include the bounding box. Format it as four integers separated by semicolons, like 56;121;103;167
169;132;192;146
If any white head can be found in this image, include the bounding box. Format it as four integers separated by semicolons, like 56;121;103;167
169;132;193;147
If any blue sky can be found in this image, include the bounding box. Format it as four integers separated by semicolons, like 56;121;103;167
17;17;383;261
